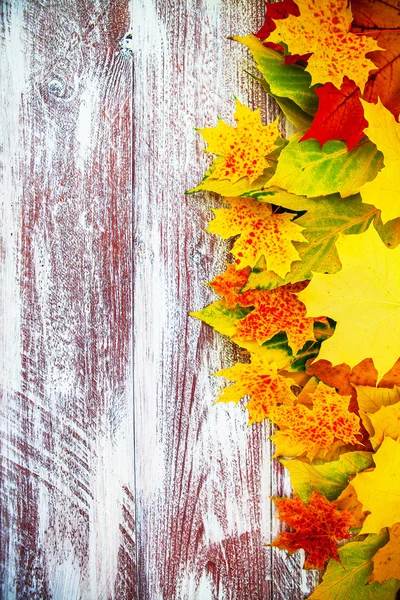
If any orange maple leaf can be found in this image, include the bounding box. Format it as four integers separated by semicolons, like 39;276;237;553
272;489;354;570
233;282;326;353
271;382;361;460
207;197;307;277
210;269;326;352
214;354;297;424
197;98;280;184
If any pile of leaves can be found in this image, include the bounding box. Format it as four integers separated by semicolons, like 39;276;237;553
190;0;400;597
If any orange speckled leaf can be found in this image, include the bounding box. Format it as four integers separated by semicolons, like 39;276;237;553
272;489;354;570
233;281;326;352
271;382;361;460
268;0;380;89
209;264;251;308
207;197;307;276
214;354;297;424
371;522;400;583
197;98;280;184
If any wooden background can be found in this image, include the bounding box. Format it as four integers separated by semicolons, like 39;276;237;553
1;0;316;598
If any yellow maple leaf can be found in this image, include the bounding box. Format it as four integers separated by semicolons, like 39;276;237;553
355;385;400;439
371;522;400;584
352;437;400;533
197;98;280;184
214;355;297;424
359;100;400;224
298;226;400;380
271;382;360;460
268;0;380;89
368;399;400;450
207;197;307;277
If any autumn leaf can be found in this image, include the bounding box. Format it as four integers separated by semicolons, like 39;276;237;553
354;385;400;440
271;382;360;460
197;98;280;185
359;100;400;224
235;35;318;129
244;194;379;290
351;0;400;120
352;437;400;533
272;489;354;570
207;197;307;276
334;483;366;529
209;264;251;308
267;0;380;89
309;531;400;599
214;354;297;424
369;399;400;449
300;77;368;151
232;281;326;353
267;133;383;198
281;451;373;501
256;0;300;43
298;226;400;379
371;522;400;584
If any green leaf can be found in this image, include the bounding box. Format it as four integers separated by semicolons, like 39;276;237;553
190;300;251;338
281;451;374;502
308;532;400;600
235;35;318;117
245;194;379;289
268;135;383;198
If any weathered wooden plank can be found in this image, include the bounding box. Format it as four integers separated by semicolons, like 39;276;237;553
132;1;314;597
0;1;134;598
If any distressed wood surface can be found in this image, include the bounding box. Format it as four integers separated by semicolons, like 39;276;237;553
1;1;134;598
1;0;318;598
132;1;316;598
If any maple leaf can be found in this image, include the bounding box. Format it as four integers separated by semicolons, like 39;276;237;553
255;0;312;63
371;522;400;584
267;0;380;89
197;98;280;185
207;197;307;277
351;0;400;120
234;35;318;129
244;194;379;290
368;397;400;449
359;100;400;224
271;382;360;460
256;0;300;43
214;355;297;424
352;437;400;533
209;264;251;308
309;531;400;599
281;451;373;501
298;226;400;379
267;133;383;199
232;281;325;353
272;489;354;570
300;77;368;151
354;385;400;443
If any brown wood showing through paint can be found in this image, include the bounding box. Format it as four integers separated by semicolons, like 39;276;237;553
1;0;316;598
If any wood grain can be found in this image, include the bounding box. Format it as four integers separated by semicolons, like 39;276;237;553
1;0;319;597
132;1;316;598
1;1;134;598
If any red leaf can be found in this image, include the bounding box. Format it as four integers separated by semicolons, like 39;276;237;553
272;490;354;570
300;77;368;150
351;0;400;119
